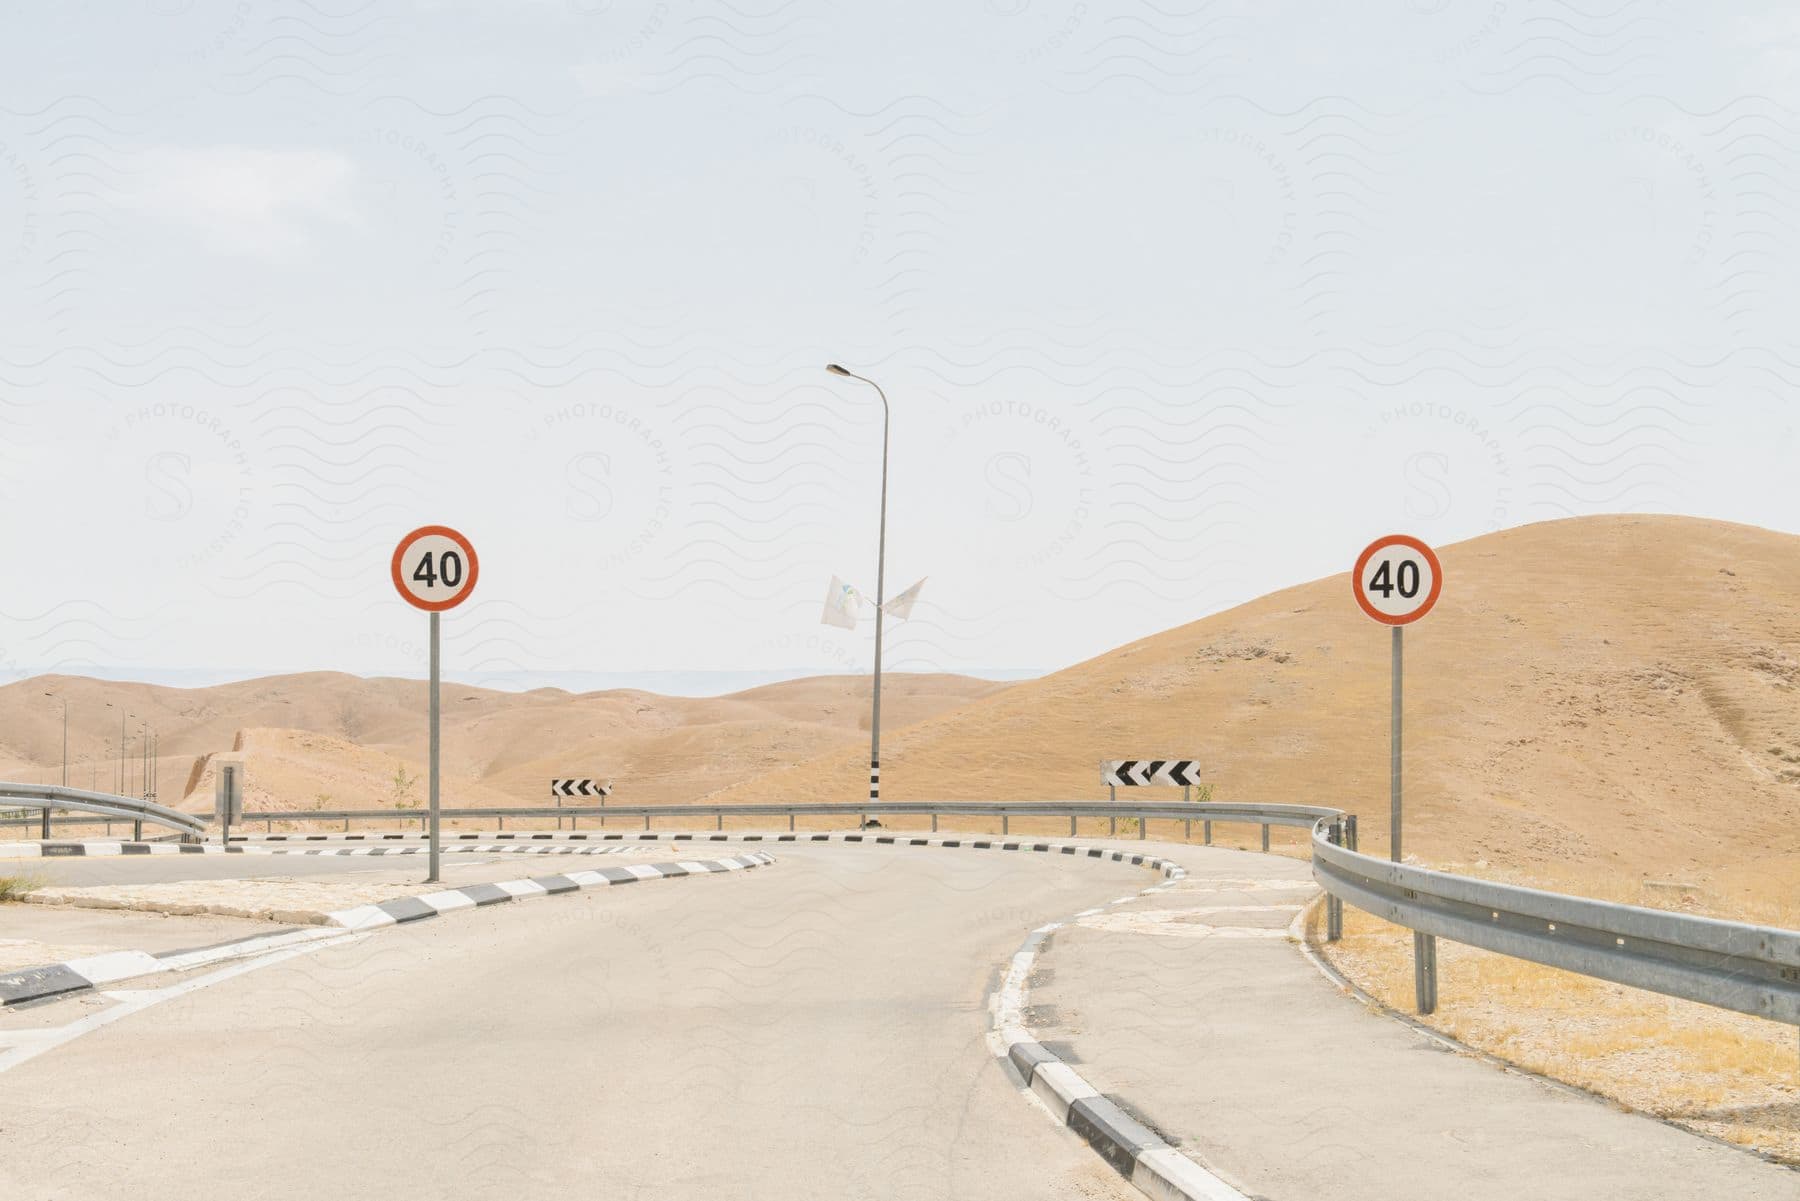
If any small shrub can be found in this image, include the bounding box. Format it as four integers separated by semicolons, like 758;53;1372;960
390;766;418;809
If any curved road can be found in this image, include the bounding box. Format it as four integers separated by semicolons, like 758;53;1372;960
0;844;1147;1200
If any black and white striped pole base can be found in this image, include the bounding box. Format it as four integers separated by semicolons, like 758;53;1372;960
868;759;879;802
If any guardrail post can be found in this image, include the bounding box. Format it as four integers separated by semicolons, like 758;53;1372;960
1325;819;1344;942
1109;815;1116;836
1138;815;1145;840
1184;818;1191;842
716;811;723;831
1345;813;1358;851
344;817;350;832
789;813;796;832
40;805;50;840
1203;819;1211;844
1069;815;1076;837
1414;932;1438;1014
1002;815;1009;835
1261;823;1270;852
644;813;650;831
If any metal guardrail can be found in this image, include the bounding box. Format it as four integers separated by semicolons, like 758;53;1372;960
0;782;207;840
239;797;1800;1029
1310;819;1800;1025
239;799;1336;846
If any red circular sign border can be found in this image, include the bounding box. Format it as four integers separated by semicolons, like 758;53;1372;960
1352;534;1443;626
391;525;480;613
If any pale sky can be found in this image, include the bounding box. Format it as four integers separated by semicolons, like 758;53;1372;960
0;2;1795;691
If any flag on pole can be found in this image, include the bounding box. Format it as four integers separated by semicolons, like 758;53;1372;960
881;577;927;621
820;575;864;629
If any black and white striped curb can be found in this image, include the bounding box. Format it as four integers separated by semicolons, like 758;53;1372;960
325;851;776;931
650;833;1188;878
2;852;776;1005
4;840;648;860
988;863;1251;1201
248;829;1189;868
256;842;642;859
239;830;1191;879
2;841;238;858
0;928;346;1009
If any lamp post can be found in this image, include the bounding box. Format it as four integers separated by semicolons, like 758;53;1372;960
825;363;891;807
106;703;133;796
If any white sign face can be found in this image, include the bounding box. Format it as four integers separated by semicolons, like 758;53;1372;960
1353;535;1442;626
392;525;479;612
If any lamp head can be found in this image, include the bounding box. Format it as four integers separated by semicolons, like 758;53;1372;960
825;363;852;377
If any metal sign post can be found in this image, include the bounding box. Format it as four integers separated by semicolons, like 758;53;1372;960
392;525;480;885
1353;533;1443;1014
550;779;612;831
214;762;242;850
1390;624;1402;862
429;611;441;881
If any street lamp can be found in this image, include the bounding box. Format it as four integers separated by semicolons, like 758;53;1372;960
106;703;133;796
825;363;891;806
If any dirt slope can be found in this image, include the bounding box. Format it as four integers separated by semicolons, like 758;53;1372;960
715;516;1800;897
0;672;1005;814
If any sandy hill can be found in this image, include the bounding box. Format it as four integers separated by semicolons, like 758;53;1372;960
714;516;1800;900
0;672;1006;814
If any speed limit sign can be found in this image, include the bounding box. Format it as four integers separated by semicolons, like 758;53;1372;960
1353;534;1442;626
391;525;479;612
1352;531;1444;964
391;524;478;887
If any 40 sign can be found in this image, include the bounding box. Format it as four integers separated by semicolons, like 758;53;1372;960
1352;534;1442;626
392;525;479;612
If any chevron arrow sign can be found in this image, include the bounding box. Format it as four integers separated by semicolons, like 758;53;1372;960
1101;760;1201;788
550;778;612;800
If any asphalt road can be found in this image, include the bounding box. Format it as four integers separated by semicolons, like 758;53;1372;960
1036;844;1800;1201
0;844;1144;1201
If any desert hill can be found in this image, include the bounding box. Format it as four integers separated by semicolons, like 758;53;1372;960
713;516;1800;900
0;672;1006;813
7;514;1797;906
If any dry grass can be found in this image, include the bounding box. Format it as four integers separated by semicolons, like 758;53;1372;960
0;874;38;902
1316;891;1800;1164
